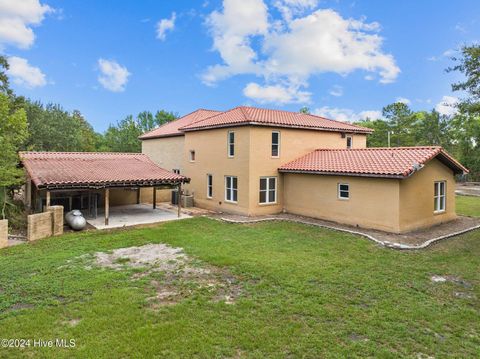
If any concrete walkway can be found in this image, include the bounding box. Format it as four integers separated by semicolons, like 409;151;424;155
213;213;480;250
87;204;191;230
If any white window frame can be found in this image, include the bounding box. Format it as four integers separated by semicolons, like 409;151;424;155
338;183;350;200
259;177;277;204
206;174;213;199
228;131;235;158
271;131;280;158
189;150;195;162
173;168;180;174
434;181;446;213
225;176;238;203
346;135;353;149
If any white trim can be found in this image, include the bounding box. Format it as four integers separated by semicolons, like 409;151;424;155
259;176;277;204
271;131;280;158
224;175;238;203
338;183;349;200
227;131;235;158
206;174;213;199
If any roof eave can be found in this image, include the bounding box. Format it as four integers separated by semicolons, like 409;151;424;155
181;121;373;134
278;169;406;179
139;132;185;140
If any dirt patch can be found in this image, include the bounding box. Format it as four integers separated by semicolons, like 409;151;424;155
93;244;243;308
430;275;472;288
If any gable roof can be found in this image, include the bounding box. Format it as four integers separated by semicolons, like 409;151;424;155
139;109;221;140
179;106;373;134
278;146;468;179
20;152;189;190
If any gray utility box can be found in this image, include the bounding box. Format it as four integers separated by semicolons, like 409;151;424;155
182;195;194;208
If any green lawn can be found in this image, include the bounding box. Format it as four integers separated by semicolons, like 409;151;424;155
457;194;480;217
0;217;479;358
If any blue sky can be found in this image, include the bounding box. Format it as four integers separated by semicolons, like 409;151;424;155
2;0;479;131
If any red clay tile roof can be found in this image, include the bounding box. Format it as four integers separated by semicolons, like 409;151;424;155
279;147;468;178
180;106;373;134
20;152;189;189
139;109;221;140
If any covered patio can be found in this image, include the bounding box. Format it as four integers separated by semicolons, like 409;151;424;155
20;152;190;228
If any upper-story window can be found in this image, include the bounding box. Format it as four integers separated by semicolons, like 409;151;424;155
189;150;196;162
272;131;280;157
173;169;180;174
228;131;235;157
346;135;353;149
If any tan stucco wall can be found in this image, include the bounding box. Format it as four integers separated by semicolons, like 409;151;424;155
183;127;252;214
141;136;184;173
183;126;367;215
283;173;401;232
248;127;367;215
399;159;457;232
109;188;138;206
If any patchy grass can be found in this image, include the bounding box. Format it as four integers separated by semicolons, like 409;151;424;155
457;195;480;217
0;218;479;358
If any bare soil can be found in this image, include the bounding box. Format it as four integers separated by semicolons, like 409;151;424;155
93;244;243;307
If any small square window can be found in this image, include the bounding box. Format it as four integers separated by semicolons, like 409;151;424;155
190;150;195;162
338;183;349;199
346;136;353;149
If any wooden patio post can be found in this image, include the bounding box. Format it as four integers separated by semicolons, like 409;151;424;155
153;187;157;209
136;188;141;204
105;188;110;226
46;190;51;209
177;184;182;218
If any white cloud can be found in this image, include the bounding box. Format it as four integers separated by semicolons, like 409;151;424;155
0;0;52;49
156;12;176;41
243;82;311;103
6;56;46;88
273;0;319;22
203;2;399;104
314;106;381;122
329;85;343;97
395;97;410;105
97;59;130;92
203;0;268;84
435;96;459;116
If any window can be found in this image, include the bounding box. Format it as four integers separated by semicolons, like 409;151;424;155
346;135;353;149
434;181;446;213
228;131;235;157
338;183;349;199
272;131;280;157
189;150;195;162
259;177;277;204
207;174;213;198
173;169;180;174
225;176;238;202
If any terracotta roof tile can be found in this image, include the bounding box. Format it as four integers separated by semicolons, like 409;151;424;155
139;109;221;139
279;147;468;178
20;152;189;189
180;106;373;134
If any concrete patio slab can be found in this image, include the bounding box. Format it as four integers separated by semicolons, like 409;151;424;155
87;204;191;230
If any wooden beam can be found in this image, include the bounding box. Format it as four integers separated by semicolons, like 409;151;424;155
105;188;109;226
177;184;182;218
153;187;156;209
46;190;51;209
137;188;140;204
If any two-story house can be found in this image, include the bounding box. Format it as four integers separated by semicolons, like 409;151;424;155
140;106;468;233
